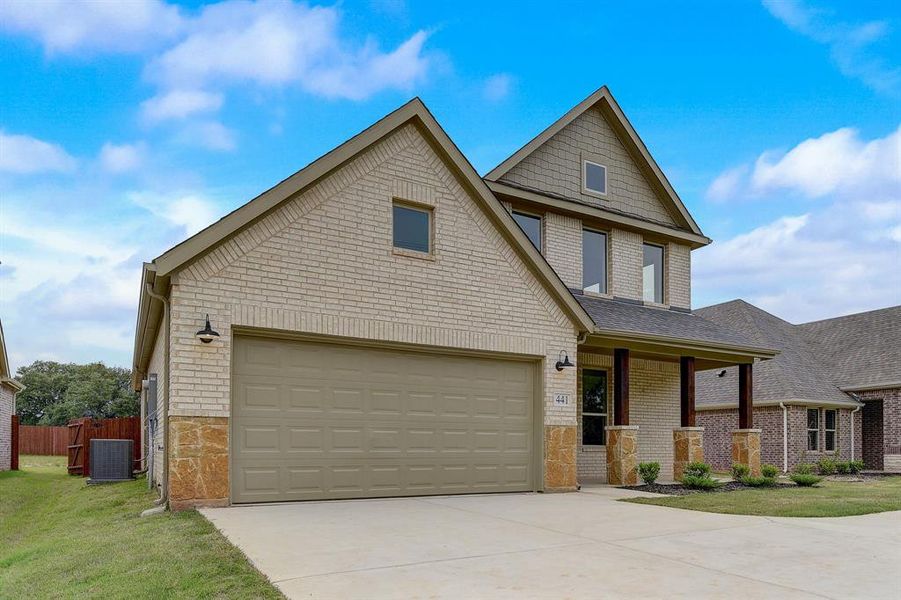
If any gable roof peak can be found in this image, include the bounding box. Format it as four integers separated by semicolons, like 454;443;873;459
484;85;703;237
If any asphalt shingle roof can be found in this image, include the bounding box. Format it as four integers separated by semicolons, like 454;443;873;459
693;300;900;408
573;293;760;348
797;306;901;390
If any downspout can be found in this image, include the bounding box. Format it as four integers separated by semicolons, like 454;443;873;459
779;402;788;473
143;282;170;514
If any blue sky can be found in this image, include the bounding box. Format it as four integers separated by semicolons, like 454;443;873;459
1;0;899;370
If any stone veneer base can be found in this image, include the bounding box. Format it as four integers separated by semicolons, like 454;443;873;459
732;429;762;477
606;425;639;486
168;416;230;511
544;425;577;491
673;427;704;481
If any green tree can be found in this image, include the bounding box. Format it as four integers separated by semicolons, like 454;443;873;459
15;361;139;425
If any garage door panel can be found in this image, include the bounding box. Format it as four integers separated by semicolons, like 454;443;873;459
232;336;535;503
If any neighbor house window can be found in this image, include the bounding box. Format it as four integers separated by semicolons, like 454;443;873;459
807;408;819;451
582;229;607;294
642;243;664;303
393;202;431;253
512;211;542;252
825;409;837;452
582;370;608;446
583;160;607;196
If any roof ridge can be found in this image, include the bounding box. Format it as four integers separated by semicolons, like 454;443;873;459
796;304;901;327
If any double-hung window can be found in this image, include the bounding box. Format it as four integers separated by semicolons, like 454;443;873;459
582;370;608;446
642;243;664;303
825;409;837;452
807;408;819;451
582;229;607;294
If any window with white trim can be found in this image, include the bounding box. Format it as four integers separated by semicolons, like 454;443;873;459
393;202;431;253
825;409;837;452
807;408;819;451
583;160;607;196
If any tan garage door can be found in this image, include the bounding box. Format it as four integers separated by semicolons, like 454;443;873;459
231;335;536;503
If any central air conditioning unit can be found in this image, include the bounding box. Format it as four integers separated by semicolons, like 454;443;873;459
88;439;134;484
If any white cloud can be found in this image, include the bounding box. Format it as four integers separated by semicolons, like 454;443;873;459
128;190;222;235
99;142;145;173
177;121;238;152
705;164;749;202
144;1;431;101
696;124;901;321
0;131;77;174
752;126;901;198
763;0;901;95
0;0;183;54
483;73;514;102
705;125;901;201
140;89;224;122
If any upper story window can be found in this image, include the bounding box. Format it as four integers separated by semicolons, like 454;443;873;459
582;229;607;294
512;211;542;252
642;243;664;303
807;408;819;451
583;160;607;196
393;202;431;254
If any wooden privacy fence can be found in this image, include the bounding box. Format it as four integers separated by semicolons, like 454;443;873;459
18;425;68;455
68;416;141;477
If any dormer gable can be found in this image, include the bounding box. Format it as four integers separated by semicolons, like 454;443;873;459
485;86;703;236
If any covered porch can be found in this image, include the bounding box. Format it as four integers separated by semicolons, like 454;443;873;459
573;294;777;484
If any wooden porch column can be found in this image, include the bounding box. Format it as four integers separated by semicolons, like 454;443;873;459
613;348;630;426
680;356;695;427
739;363;753;429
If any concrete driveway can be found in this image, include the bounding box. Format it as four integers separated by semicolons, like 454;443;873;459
201;486;901;599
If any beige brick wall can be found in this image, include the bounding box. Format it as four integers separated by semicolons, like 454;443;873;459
610;229;642;300
499;106;679;226
0;383;14;471
576;351;680;483
666;242;691;310
544;211;582;288
147;324;166;491
166;121;579;431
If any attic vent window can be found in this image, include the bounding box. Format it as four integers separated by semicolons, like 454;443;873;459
583;160;607;196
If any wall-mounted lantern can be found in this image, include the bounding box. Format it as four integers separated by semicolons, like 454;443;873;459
195;314;220;344
555;350;575;371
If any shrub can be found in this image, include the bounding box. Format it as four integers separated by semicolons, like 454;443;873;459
761;464;779;478
731;463;751;480
817;457;837;475
790;473;823;487
681;461;719;490
794;463;815;475
638;462;660;485
849;460;865;474
683;461;712;479
835;461;850;474
682;474;722;490
741;475;776;487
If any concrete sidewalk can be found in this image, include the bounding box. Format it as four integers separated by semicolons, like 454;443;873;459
201;487;901;599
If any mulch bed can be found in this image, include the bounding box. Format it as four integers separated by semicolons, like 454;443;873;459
624;481;793;496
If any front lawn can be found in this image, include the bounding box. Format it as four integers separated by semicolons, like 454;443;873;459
622;476;901;517
0;455;283;599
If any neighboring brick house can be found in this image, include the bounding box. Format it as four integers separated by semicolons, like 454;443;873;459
697;301;900;472
132;87;777;510
1;319;25;472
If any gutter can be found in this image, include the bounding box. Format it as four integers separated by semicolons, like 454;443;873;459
143;281;170;512
779;402;788;473
696;398;862;411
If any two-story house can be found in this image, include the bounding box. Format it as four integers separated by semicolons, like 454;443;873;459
132;87;776;510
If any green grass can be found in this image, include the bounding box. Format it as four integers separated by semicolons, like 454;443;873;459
0;456;283;599
623;476;901;517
